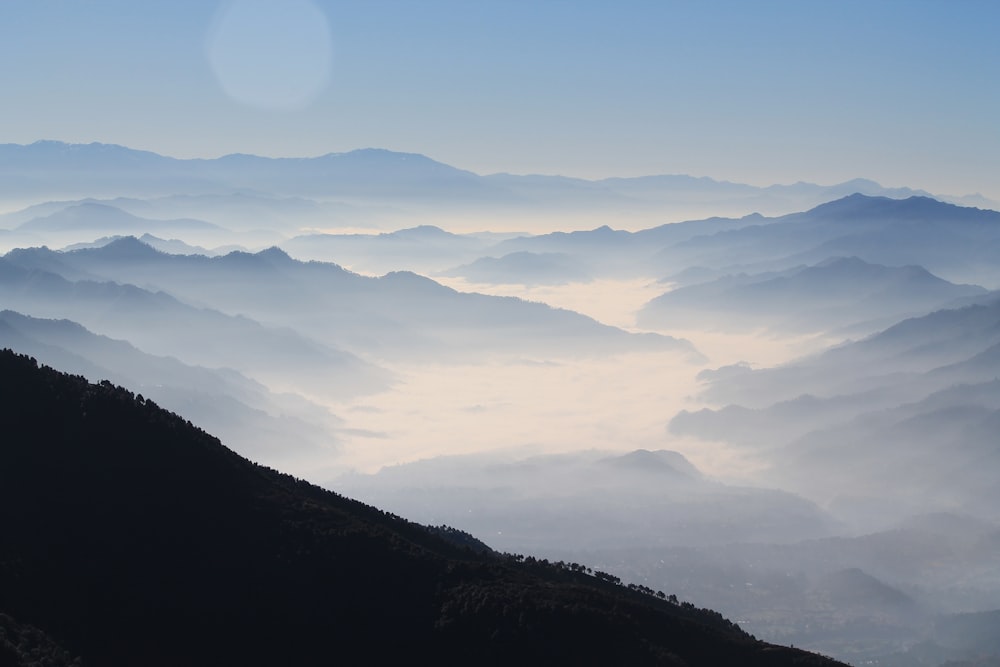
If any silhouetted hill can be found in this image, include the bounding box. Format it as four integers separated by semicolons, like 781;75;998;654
0;349;843;666
470;194;1000;288
61;232;218;256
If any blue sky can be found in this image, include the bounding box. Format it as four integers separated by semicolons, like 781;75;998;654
1;0;997;197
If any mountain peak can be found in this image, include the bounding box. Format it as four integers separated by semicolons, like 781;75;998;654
256;246;293;261
85;235;162;259
387;225;456;240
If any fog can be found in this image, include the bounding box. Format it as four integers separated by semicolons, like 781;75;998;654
4;144;1000;665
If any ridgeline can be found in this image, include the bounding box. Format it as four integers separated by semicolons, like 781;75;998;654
0;349;844;666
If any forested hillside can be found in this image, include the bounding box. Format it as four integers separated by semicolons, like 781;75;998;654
0;349;843;666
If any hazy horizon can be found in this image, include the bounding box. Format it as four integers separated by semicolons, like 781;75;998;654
2;1;998;200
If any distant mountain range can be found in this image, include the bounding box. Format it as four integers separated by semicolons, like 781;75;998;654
0;349;844;666
18;201;221;235
651;194;1000;284
0;249;388;401
2;141;993;233
639;256;988;336
470;194;1000;286
2;141;999;667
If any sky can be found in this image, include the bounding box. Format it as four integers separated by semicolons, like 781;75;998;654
1;0;998;198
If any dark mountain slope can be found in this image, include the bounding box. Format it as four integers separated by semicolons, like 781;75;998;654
0;310;340;465
0;349;842;666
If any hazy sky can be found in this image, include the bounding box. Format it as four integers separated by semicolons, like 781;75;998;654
1;1;997;197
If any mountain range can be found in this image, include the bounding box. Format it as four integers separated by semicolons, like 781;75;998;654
1;237;696;363
671;296;1000;529
461;194;1000;288
2;141;991;234
0;349;843;666
639;256;988;336
3;140;1000;667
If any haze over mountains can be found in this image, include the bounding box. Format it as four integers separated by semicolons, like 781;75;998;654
3;141;1000;666
671;298;1000;523
2;141;993;242
640;256;987;336
0;237;693;364
2;350;847;666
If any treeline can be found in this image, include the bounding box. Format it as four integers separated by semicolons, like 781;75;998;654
0;349;842;666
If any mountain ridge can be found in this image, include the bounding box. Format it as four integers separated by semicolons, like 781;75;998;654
2;141;988;214
0;348;844;666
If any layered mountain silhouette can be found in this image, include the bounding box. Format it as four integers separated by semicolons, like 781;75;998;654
1;141;982;234
0;310;340;467
639;256;987;335
16;201;221;235
282;224;497;274
672;297;1000;528
0;141;488;200
650;194;1000;287
3;140;999;667
0;252;387;401
443;194;1000;290
2;237;697;361
0;349;843;666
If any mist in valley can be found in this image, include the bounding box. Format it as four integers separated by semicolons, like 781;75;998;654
3;3;999;663
4;146;1000;666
